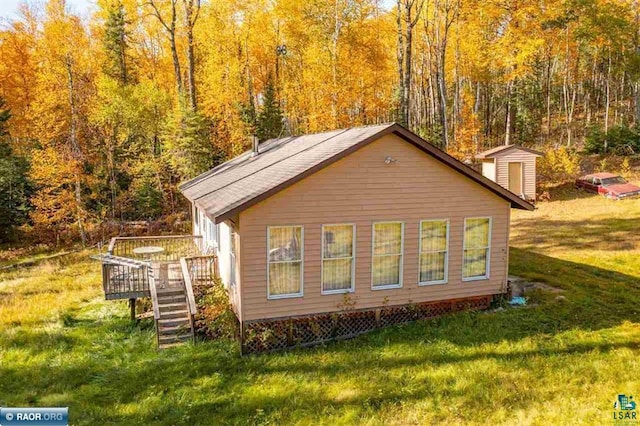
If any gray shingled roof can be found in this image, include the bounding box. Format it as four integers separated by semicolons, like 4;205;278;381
180;123;533;223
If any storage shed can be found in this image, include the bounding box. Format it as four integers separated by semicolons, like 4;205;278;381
476;145;543;201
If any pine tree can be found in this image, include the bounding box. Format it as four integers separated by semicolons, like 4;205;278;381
256;75;284;142
162;99;225;180
0;97;31;242
103;1;131;84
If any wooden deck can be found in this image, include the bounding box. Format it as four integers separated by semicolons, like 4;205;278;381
100;235;217;299
96;235;218;348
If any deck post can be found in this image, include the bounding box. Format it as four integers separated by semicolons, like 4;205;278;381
129;298;136;321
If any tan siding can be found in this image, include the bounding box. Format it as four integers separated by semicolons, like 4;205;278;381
482;159;496;181
238;134;511;321
494;149;538;200
223;221;243;322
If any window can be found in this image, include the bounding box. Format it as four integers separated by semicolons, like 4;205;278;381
267;226;303;298
463;217;491;280
372;222;403;289
419;220;449;285
322;224;355;294
230;228;237;287
216;223;221;253
208;219;217;247
198;210;206;238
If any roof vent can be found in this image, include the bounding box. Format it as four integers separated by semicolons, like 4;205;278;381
251;135;259;157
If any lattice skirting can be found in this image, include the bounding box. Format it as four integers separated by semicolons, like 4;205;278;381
241;294;496;354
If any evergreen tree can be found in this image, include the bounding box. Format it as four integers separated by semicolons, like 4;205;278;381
103;1;131;84
239;99;257;134
0;98;31;242
163;99;225;180
256;75;284;142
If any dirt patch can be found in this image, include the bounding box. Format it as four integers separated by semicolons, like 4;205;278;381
509;275;565;297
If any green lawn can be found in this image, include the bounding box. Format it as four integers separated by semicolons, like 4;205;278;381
1;190;640;425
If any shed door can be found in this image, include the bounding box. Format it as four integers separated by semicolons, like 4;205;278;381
508;162;523;195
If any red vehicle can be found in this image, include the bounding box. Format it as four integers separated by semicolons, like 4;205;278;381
575;172;640;200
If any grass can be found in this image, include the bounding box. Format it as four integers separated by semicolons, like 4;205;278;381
1;189;640;425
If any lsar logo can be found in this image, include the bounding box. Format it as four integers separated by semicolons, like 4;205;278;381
613;394;638;424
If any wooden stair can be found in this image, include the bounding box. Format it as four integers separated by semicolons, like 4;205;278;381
155;287;195;348
148;262;198;350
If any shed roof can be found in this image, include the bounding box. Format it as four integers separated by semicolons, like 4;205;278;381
180;123;534;223
476;145;544;159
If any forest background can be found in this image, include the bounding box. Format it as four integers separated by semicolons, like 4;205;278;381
1;0;639;245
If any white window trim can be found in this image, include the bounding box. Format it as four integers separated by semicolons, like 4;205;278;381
215;223;221;254
229;228;237;287
266;225;304;300
418;219;449;286
371;221;404;290
321;224;356;295
462;217;492;282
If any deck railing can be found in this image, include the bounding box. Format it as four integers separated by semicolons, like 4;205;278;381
102;235;214;300
108;235;203;262
96;255;151;300
182;255;218;287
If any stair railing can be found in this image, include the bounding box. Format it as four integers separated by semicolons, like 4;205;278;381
146;262;161;348
180;257;197;343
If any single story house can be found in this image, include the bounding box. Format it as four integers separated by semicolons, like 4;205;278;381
476;145;543;201
180;123;533;353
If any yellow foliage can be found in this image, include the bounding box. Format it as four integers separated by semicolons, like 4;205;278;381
537;147;581;187
450;90;481;161
29;147;81;229
619;157;632;178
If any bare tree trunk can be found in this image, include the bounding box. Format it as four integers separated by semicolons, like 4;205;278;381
504;80;512;145
149;0;183;95
437;59;448;147
545;53;552;141
634;0;640;124
183;0;200;110
64;54;87;246
330;1;345;127
403;0;413;127
397;0;423;127
473;81;480;150
429;0;456;148
452;29;461;141
396;0;405;125
605;49;611;135
108;134;117;219
562;25;577;147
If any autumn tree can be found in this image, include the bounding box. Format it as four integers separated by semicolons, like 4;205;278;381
29;0;94;244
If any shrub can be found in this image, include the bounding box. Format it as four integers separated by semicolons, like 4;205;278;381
619;157;632;179
596;157;609;173
584;124;640;155
193;277;238;340
537;146;581;187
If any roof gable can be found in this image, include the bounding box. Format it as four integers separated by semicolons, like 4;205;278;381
476;144;544;159
180;123;534;223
